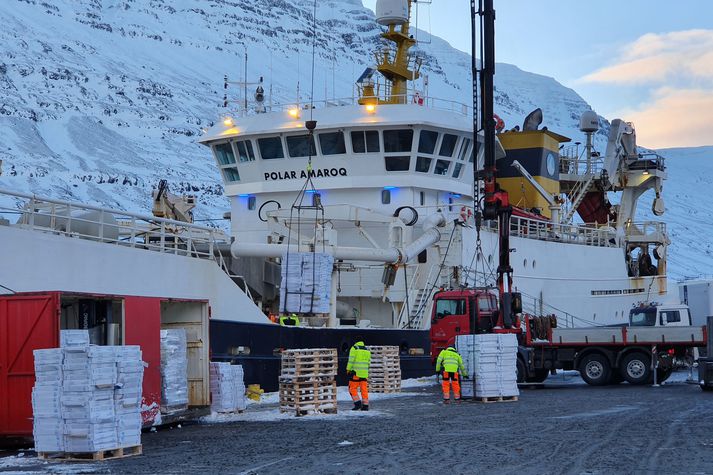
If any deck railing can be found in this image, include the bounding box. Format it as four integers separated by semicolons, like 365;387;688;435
0;188;231;261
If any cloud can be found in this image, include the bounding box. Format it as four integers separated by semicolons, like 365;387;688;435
580;30;713;147
615;87;713;149
580;29;713;85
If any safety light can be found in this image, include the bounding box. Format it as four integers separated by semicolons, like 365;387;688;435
365;104;377;113
223;117;233;127
642;170;650;176
288;108;300;119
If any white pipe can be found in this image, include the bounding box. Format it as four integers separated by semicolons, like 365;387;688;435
231;213;447;264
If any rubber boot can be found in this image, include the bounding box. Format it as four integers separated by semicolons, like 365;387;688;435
352;400;362;411
360;404;369;411
443;399;450;405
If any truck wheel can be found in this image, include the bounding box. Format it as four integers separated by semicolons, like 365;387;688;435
701;384;713;392
516;358;526;384
579;354;611;386
620;352;652;385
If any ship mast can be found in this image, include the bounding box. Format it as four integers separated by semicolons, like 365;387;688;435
359;0;421;105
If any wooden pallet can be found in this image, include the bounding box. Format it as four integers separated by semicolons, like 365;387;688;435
279;380;338;416
280;349;338;381
38;445;142;461
473;395;518;404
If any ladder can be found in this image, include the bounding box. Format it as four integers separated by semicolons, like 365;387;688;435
563;174;595;223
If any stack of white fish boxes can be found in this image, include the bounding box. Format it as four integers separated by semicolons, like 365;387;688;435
160;329;188;413
366;346;401;393
209;362;247;413
279;252;334;314
456;334;519;402
114;346;144;448
279;349;338;416
32;330;144;460
32;349;64;453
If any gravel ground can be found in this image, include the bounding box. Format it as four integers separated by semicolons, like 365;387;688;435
2;374;713;474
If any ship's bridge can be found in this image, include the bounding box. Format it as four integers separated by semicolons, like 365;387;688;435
199;101;477;198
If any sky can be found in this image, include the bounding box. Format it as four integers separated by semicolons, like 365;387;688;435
362;0;713;149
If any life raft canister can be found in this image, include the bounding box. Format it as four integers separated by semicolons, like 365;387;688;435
494;113;505;133
460;206;473;222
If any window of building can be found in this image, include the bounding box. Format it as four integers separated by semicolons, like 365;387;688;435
318;132;346;155
439;134;458;157
418;130;438;154
381;189;391;204
458;138;471;161
383;129;414;153
351;130;380;153
434;159;450;175
235;140;255;162
452;162;463;178
385;156;411;171
435;299;465;319
286;134;316;158
257;136;284;159
222;167;240;183
214;143;236;165
248;196;256;210
415;156;432;173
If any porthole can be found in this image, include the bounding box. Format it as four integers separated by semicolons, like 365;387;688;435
523;259;528;268
532;260;536;269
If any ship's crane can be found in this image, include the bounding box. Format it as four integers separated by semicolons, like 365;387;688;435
151;180;196;223
473;0;521;332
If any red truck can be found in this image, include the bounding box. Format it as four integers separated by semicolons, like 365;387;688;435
430;289;707;386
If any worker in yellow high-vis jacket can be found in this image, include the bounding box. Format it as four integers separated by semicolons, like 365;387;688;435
436;346;468;403
347;341;371;411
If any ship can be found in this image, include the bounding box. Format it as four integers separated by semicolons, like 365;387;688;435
0;0;672;391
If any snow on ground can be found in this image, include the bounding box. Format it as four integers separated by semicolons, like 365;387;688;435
202;377;436;423
0;453;96;475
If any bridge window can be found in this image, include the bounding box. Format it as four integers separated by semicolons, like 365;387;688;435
384;129;413;153
257;136;284;159
418;130;438;154
439;134;458;157
319;132;346;155
214;143;236;165
458;138;471;161
415;156;432;173
286;134;316;158
452;163;463;178
435;299;465;319
434;159;450;175
351;130;380;153
385;155;411;171
235;140;255;162
222;167;240;183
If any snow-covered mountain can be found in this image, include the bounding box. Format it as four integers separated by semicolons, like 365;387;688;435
0;0;707;279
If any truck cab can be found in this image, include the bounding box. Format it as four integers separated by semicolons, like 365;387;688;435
429;289;499;362
629;304;692;327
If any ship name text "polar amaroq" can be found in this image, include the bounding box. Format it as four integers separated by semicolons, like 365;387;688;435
264;168;348;181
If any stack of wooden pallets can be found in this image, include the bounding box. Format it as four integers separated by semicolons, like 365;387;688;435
366;346;401;393
279;348;338;416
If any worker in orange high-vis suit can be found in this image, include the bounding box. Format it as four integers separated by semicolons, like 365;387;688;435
436;346;468;403
347;341;371;411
